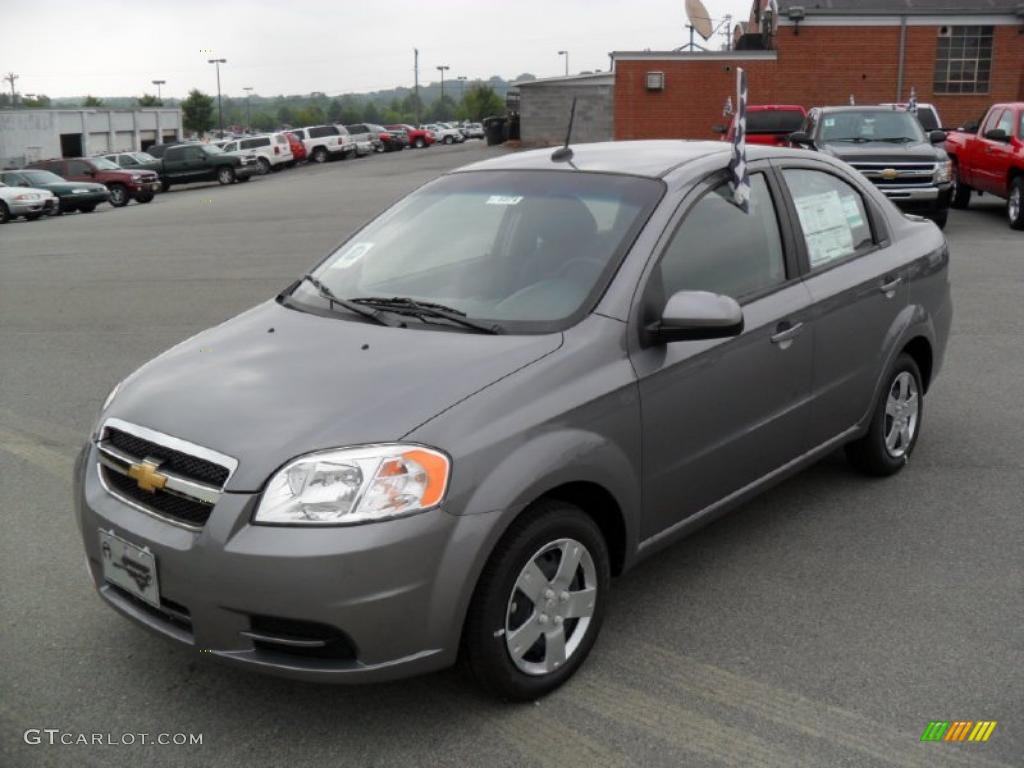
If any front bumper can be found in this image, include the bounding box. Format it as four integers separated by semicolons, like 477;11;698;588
8;196;58;215
73;442;497;683
127;180;161;198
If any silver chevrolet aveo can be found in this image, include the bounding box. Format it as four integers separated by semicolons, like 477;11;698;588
75;141;951;700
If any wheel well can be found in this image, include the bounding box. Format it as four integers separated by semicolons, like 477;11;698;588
538;482;627;576
902;337;934;392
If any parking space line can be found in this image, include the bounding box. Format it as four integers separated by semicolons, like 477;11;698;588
622;638;1014;768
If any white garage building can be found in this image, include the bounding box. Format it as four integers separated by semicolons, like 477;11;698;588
0;108;183;169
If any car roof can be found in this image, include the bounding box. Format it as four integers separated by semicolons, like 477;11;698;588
453;140;747;179
814;105;910;114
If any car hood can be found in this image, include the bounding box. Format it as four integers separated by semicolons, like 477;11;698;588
105;299;562;491
819;140;944;163
0;185;55;198
38;181;108;194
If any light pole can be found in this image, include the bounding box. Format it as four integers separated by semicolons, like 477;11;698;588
243;86;253;131
457;75;468;100
4;72;18;107
558;50;569;76
207;58;227;137
151;79;165;102
436;65;450;118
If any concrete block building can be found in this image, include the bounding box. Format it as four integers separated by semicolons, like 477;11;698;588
0;108;182;169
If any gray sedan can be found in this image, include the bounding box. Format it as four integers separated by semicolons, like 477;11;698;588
74;140;951;700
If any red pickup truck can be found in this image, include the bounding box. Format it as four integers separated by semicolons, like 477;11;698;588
945;102;1024;230
714;105;807;147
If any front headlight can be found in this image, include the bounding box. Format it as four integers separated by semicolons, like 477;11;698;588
935;161;952;184
14;193;41;201
254;445;450;525
102;381;122;411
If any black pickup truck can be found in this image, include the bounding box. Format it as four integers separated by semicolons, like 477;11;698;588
147;142;257;191
791;106;952;229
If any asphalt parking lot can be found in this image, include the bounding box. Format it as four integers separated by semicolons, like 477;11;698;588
1;141;1021;768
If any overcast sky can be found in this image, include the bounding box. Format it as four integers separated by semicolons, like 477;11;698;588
3;0;755;99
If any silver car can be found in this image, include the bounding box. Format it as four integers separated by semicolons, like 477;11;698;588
75;141;951;700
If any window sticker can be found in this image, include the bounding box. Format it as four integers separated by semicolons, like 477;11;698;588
486;195;523;206
824;118;836;128
841;195;865;228
793;190;855;268
332;242;374;269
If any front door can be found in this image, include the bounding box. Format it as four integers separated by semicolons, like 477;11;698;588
631;171;815;541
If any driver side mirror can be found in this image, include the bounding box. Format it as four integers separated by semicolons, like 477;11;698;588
649;291;744;343
788;131;813;146
928;130;947;144
984;128;1009;142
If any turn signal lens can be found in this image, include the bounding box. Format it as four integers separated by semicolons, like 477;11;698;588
254;445;450;525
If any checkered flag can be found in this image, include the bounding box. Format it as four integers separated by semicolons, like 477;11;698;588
728;67;751;214
907;86;918;114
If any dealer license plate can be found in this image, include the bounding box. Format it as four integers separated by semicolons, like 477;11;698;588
99;530;160;608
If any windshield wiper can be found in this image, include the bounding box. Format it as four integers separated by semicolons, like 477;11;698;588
295;275;404;327
875;137;916;143
829;137;871;143
350;296;504;334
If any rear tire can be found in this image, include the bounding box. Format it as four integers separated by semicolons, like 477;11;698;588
108;184;128;207
415;137;425;149
257;157;271;175
846;353;923;477
949;162;971;209
217;167;235;185
0;201;10;224
311;146;328;164
1008;177;1024;231
463;500;609;701
444;135;454;145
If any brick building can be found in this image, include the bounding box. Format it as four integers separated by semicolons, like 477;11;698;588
613;0;1024;140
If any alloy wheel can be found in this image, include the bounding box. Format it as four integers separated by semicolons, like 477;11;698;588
1010;185;1022;225
884;371;919;458
504;538;597;676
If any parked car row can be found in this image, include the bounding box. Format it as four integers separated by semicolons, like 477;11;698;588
0;121;482;224
715;99;1024;231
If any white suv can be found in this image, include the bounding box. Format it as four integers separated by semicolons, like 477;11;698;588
422;123;464;145
291;125;356;164
216;134;294;174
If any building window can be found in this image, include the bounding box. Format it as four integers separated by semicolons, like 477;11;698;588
933;26;993;95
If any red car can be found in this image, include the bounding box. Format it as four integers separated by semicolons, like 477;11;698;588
284;132;307;164
385;124;434;149
27;156;160;207
945;102;1024;230
715;105;808;147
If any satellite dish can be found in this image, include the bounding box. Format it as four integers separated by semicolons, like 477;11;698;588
685;0;714;40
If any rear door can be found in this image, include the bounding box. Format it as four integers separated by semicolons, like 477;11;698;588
631;166;815;541
774;161;909;446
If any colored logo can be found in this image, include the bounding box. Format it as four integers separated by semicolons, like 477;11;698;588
127;459;168;493
921;721;997;742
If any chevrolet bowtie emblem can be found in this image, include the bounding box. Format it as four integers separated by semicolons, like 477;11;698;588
881;168;900;180
128;459;167;493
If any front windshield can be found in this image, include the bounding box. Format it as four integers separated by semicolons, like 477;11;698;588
92;158;120;170
21;170;64;184
202;144;224;155
293;170;663;332
821;110;926;143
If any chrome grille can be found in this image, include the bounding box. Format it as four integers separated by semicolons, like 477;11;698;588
96;418;237;531
851;162;937;188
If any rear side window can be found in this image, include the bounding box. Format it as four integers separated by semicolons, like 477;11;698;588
657;174;786;302
308;126;338;138
165;147;185;161
241;138;269;149
782;169;873;270
747;110;805;134
915;107;940;131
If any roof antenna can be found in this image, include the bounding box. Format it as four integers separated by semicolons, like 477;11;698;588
551;97;578;163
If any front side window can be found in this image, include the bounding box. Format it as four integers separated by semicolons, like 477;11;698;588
655;174;785;303
934;25;993;94
119;155;137;166
293;171;663;331
66;160;92;175
783;169;873;270
91;158;119;170
995;109;1013;135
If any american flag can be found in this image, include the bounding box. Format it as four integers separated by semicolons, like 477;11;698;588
907;86;918;114
728;67;750;214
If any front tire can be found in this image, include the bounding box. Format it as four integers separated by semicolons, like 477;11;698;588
311;146;328;164
846;353;923;477
24;212;42;221
463;500;609;701
217;167;235;185
108;184;128;207
1008;177;1024;231
415;137;425;149
444;135;454;145
950;162;971;209
929;208;948;230
0;201;10;224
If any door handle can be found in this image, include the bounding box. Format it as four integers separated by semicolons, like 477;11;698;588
879;276;903;296
770;321;804;346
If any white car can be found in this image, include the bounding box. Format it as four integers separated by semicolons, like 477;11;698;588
462;122;485;139
216;134;294;174
422;123;464;145
0;181;59;223
290;125;356;163
879;102;944;132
